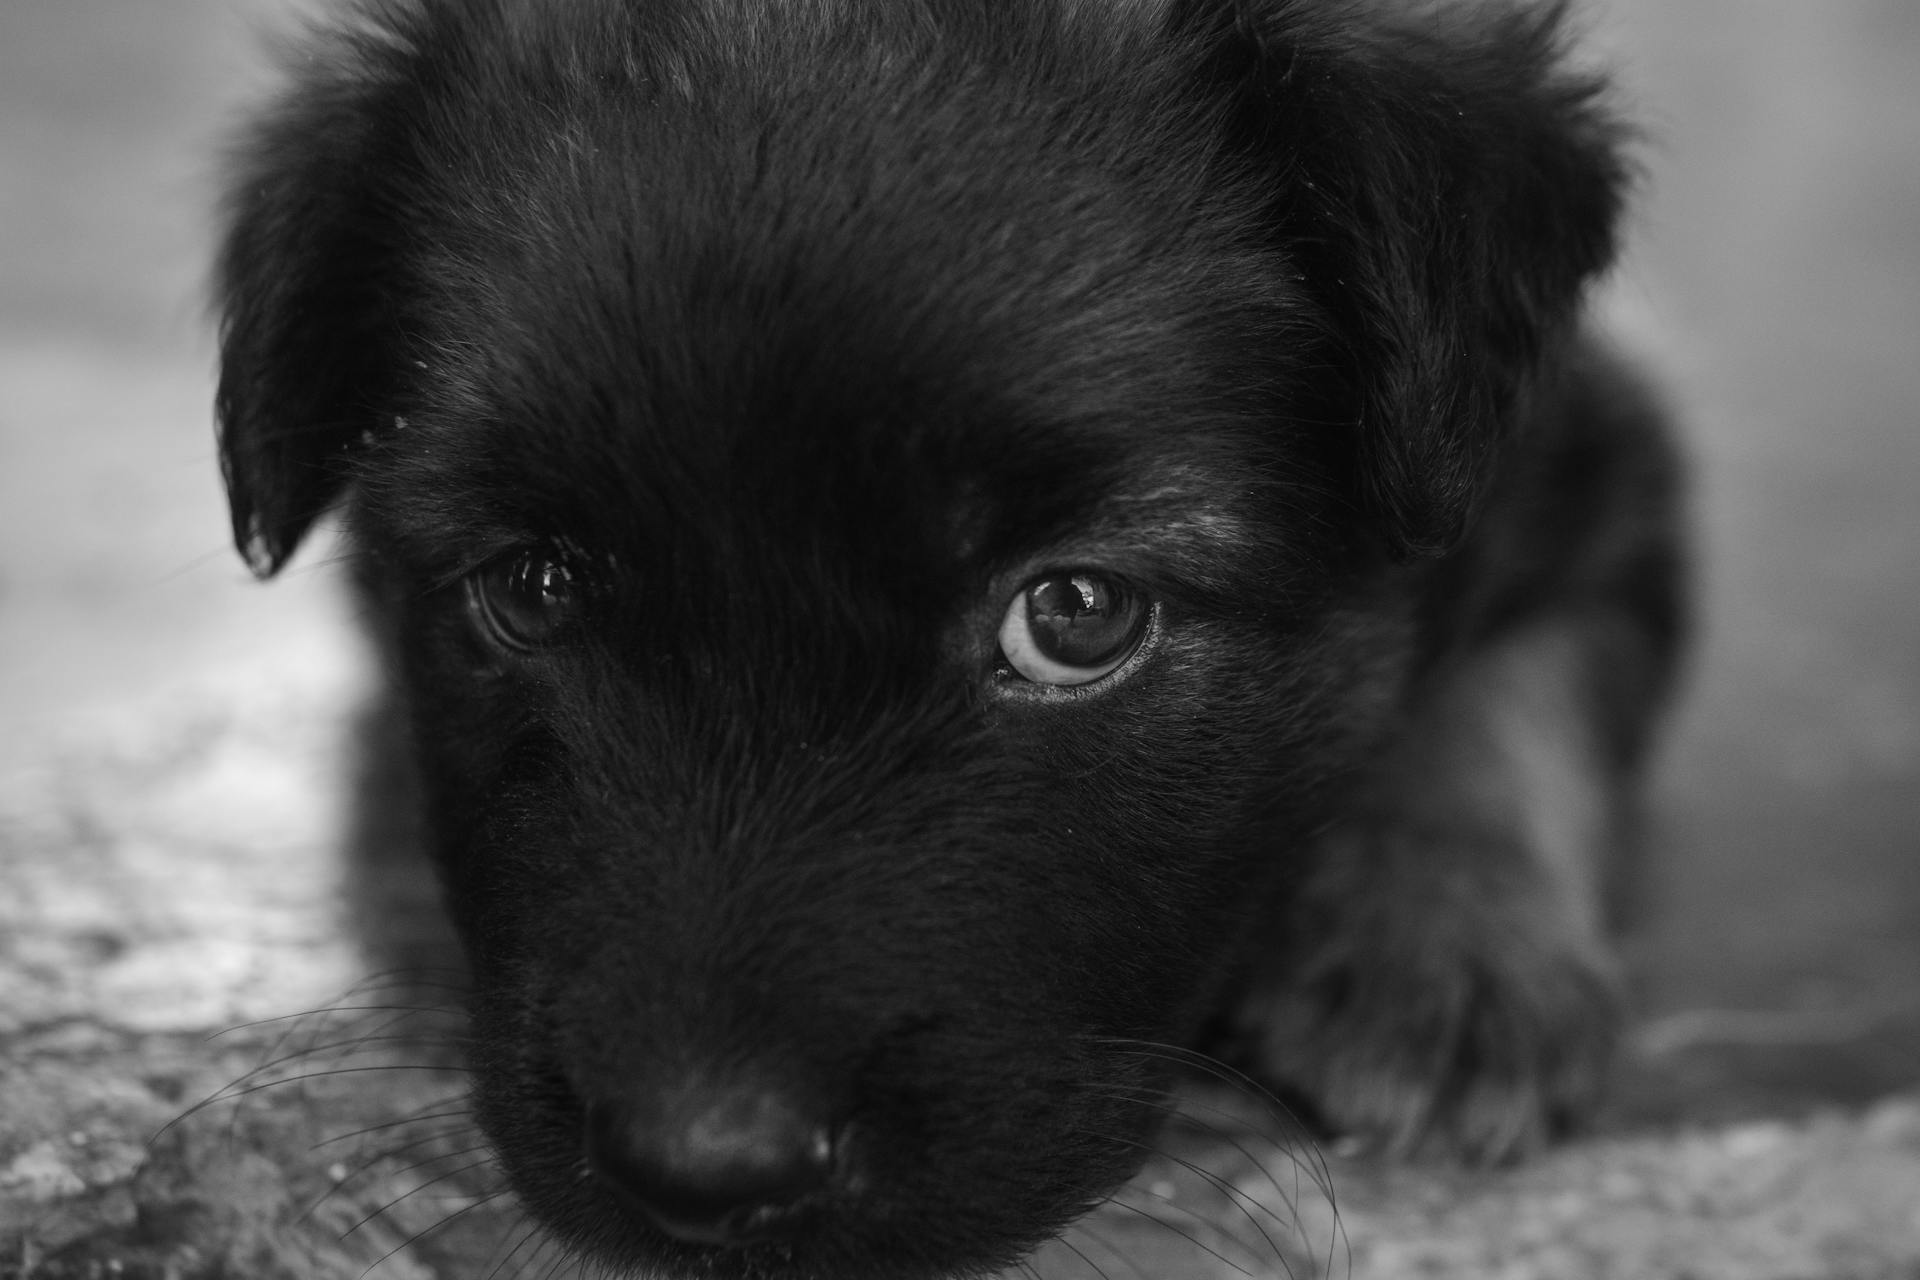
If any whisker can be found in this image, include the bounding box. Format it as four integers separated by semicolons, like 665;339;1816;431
312;1102;474;1152
356;1172;508;1279
240;1031;468;1086
184;985;468;1144
1150;1090;1325;1230
1079;1126;1294;1273
296;1127;481;1226
247;981;459;1074
1099;1196;1257;1279
345;1153;499;1240
481;1211;554;1280
1092;1039;1339;1204
1082;1220;1152;1280
210;1002;459;1040
157;1061;472;1144
203;1008;436;1156
1121;1177;1296;1279
381;1141;495;1183
1074;1080;1311;1229
532;1235;583;1280
1064;1214;1156;1280
1053;1232;1115;1280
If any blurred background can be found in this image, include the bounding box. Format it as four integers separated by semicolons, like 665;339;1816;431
1;0;1916;1157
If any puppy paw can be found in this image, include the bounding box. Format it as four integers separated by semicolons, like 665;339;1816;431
1238;825;1623;1164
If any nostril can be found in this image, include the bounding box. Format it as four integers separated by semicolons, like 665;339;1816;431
584;1082;835;1245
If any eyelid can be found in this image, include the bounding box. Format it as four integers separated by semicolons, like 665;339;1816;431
428;539;549;597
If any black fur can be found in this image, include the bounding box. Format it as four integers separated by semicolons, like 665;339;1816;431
215;1;1686;1276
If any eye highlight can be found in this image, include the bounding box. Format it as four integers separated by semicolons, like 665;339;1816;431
997;571;1150;687
465;548;582;654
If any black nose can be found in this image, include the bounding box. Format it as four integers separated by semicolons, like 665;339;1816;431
584;1081;835;1245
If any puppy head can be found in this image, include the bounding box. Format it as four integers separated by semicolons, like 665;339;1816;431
216;1;1626;1275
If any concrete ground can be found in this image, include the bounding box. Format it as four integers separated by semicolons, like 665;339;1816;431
2;0;1918;1277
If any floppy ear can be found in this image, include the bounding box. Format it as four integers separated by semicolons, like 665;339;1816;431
215;53;406;577
1181;0;1629;558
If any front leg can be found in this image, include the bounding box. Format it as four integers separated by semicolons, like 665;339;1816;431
1237;615;1658;1162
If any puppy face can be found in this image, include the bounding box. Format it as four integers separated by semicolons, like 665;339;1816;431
354;57;1383;1273
217;1;1627;1275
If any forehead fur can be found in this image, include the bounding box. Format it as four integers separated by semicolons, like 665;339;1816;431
341;0;1330;585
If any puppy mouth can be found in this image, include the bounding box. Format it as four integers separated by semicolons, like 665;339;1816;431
466;983;1168;1280
490;1102;1138;1280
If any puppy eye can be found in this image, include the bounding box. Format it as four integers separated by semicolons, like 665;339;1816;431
465;549;581;654
997;571;1149;687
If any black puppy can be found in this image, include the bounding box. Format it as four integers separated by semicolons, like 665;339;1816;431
216;0;1685;1276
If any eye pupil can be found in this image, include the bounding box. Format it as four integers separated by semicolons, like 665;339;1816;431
1027;575;1130;666
513;557;572;609
997;570;1149;687
469;550;579;653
